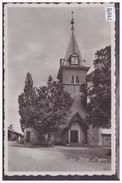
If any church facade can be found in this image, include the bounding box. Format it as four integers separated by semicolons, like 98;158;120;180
24;13;111;147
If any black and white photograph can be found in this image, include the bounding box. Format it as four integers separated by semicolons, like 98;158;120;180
3;2;117;178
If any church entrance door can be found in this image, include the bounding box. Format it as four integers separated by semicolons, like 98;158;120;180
70;130;78;143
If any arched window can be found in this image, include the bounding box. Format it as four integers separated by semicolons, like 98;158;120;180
76;76;79;84
71;76;74;83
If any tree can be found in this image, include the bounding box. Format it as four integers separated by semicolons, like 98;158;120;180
33;75;74;142
80;46;111;128
18;73;36;132
18;74;73;143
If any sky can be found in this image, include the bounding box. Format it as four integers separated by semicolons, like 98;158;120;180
5;4;111;133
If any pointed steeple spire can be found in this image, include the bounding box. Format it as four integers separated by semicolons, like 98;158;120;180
71;11;74;32
71;11;75;53
64;12;82;65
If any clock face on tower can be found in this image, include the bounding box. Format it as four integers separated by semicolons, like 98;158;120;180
70;54;79;65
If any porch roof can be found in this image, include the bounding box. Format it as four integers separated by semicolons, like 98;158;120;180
64;112;89;130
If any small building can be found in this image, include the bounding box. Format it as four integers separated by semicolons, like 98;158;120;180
8;124;24;143
87;126;111;146
99;128;111;146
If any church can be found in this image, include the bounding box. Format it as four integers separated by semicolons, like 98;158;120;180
24;13;111;147
55;13;89;146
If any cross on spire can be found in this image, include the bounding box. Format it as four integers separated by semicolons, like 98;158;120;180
71;11;74;31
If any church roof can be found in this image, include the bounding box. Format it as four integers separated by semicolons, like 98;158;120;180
64;12;83;66
65;31;82;65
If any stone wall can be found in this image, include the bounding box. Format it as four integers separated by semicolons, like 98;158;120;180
53;128;63;145
87;125;100;146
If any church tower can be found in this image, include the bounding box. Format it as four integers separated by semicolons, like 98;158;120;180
57;12;89;145
57;12;89;98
